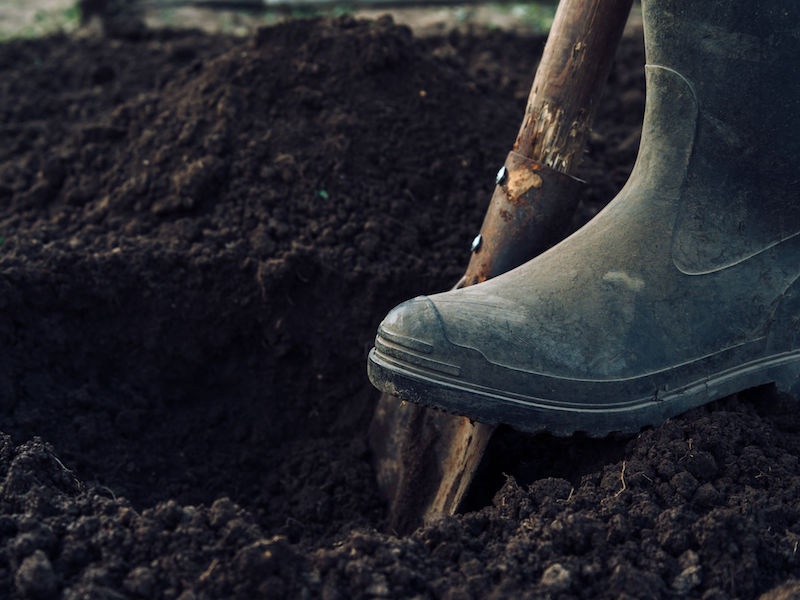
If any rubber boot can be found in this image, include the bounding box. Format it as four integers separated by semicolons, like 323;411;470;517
368;0;800;436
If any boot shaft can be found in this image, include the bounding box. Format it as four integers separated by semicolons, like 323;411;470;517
642;0;800;272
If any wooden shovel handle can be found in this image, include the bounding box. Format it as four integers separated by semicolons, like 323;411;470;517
463;0;634;286
516;0;635;172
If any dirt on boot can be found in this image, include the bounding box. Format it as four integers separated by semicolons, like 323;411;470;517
0;16;796;600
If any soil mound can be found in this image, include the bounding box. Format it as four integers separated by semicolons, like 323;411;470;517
0;15;797;600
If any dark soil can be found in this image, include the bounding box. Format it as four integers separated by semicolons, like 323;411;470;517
0;16;797;600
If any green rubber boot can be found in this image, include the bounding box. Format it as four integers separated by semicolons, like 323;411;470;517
368;0;800;436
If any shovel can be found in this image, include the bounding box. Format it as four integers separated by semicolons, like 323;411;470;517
369;0;635;535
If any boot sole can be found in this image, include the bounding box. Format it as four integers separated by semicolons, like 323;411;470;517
368;345;800;437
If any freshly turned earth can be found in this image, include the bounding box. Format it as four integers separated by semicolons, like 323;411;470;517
0;15;798;599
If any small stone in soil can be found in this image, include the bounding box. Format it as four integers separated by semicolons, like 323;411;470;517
540;563;572;592
15;550;57;599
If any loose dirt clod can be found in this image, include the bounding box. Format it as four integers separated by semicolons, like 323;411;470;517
0;15;797;599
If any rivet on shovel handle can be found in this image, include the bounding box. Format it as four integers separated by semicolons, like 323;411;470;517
470;234;482;254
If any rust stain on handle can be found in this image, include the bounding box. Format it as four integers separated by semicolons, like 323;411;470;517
463;152;583;287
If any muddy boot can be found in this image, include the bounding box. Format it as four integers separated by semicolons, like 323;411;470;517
368;0;800;436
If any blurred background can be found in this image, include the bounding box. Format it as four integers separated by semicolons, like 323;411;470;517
1;0;603;40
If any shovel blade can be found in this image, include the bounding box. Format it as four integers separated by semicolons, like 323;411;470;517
369;392;495;534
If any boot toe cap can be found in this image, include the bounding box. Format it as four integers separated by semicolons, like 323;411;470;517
371;296;462;378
